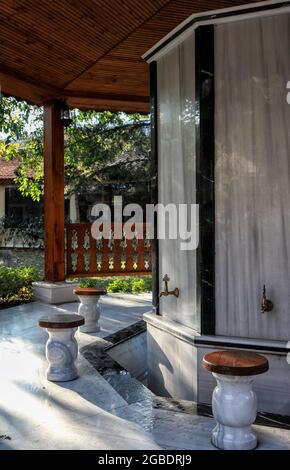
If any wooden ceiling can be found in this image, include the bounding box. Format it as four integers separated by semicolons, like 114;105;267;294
0;0;263;113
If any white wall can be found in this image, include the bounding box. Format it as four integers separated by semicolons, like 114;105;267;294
157;32;199;331
0;187;5;219
145;314;198;401
69;193;78;223
146;8;290;415
215;13;290;340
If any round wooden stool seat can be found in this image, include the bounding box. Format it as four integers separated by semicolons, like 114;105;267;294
73;287;107;296
203;350;269;376
38;313;84;329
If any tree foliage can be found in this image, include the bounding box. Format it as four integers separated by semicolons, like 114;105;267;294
0;96;150;204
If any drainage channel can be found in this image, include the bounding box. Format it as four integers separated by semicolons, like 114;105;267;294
80;321;290;430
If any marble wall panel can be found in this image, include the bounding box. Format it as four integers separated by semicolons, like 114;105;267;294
215;14;290;340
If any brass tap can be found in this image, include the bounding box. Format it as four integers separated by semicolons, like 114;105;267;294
261;285;273;313
159;274;179;298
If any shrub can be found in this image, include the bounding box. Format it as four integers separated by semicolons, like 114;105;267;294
0;265;41;308
131;278;146;293
80;278;98;288
0;267;23;298
107;279;131;293
73;275;152;294
16;266;41;284
142;276;152;292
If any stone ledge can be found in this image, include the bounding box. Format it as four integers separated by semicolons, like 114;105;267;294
143;313;289;355
32;281;80;305
143;312;200;345
108;292;152;304
194;335;289;355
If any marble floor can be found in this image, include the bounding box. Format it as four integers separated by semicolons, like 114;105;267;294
0;294;290;450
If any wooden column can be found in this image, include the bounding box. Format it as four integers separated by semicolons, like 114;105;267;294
44;102;65;282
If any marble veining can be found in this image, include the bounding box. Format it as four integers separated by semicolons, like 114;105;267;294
81;321;152;405
211;374;258;450
77;294;101;333
157;32;198;331
197;403;290;431
46;327;79;382
215;13;290;340
1;299;290;450
82;317;290;431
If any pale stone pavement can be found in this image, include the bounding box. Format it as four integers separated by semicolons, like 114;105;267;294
0;294;290;450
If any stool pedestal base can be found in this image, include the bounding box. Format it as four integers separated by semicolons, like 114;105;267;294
77;295;101;333
211;373;257;450
46;327;79;382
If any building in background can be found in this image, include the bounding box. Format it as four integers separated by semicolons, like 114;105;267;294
0;159;43;223
0;156;150;225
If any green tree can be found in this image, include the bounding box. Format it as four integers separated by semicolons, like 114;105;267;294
0;96;44;201
0;96;150;206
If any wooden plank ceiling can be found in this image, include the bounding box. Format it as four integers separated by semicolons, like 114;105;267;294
0;0;263;113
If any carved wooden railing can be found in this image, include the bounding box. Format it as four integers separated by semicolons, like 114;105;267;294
65;223;152;277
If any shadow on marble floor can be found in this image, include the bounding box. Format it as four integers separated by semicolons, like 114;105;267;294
1;296;290;450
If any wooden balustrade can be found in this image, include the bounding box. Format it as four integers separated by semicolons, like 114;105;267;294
65;223;152;277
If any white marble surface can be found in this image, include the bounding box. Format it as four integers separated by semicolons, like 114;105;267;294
114;400;290;451
145;316;290;416
197;346;290;416
144;312;199;345
45;327;79;381
77;294;101;333
33;281;79;304
108;331;147;383
215;13;290;341
211;374;257;450
1;297;290;450
157;33;198;331
146;321;198;401
0;296;159;450
195;334;289;353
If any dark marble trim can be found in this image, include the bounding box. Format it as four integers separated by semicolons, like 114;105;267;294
195;25;215;335
81;322;203;411
81;321;146;378
103;321;146;348
81;321;154;404
144;2;289;61
150;61;160;316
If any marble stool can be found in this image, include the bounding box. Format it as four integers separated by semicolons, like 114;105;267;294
203;350;269;450
73;287;107;333
38;314;84;382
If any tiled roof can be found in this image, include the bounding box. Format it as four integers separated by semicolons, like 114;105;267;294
0;159;19;184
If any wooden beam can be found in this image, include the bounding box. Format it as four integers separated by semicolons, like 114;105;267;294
0;69;58;105
63;90;149;103
44;102;65;282
66;96;149;114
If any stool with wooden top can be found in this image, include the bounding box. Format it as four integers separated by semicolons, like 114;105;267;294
38;314;84;382
203;350;269;450
73;287;107;333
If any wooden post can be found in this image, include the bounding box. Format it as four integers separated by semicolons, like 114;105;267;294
44;102;65;282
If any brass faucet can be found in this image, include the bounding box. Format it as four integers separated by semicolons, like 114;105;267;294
159;274;179;298
261;285;273;313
